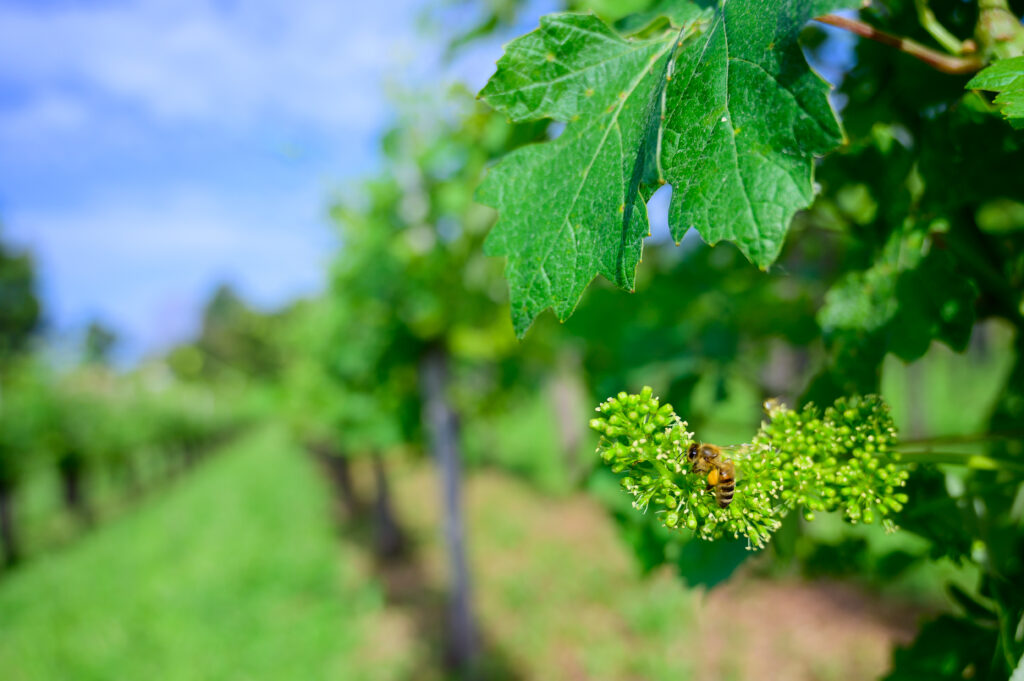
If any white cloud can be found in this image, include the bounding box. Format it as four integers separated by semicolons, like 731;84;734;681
0;0;426;133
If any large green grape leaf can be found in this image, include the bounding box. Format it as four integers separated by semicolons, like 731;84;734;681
967;56;1024;130
477;0;853;336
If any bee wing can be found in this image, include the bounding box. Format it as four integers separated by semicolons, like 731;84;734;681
713;444;752;467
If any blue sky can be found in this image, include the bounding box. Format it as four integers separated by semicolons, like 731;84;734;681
0;0;545;361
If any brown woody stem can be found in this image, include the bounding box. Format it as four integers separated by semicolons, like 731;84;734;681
816;14;984;74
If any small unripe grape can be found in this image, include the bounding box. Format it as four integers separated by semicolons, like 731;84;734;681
594;390;904;551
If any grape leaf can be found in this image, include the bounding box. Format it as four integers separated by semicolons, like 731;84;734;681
818;229;978;362
818;262;900;335
477;13;684;335
887;249;977;360
662;0;850;264
883;615;996;680
967;56;1024;130
477;1;852;335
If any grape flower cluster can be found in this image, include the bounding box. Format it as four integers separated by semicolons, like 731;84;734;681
590;388;909;550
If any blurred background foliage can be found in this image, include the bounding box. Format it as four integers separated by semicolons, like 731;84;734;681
1;0;1023;680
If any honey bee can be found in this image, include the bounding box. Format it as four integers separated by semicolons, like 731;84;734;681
686;442;736;509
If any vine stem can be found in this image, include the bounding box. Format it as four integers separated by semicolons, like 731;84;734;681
896;450;1024;473
816;14;984;74
915;0;973;55
899;431;1024;446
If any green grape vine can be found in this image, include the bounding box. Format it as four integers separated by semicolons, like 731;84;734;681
476;0;1024;675
591;388;909;549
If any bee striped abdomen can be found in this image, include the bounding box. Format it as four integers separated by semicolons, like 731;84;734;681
716;461;736;509
716;478;735;508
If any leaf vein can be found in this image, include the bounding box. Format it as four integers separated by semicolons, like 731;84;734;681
517;37;675;306
719;16;759;252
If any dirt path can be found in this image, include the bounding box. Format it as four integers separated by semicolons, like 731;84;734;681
693;579;920;680
343;462;926;681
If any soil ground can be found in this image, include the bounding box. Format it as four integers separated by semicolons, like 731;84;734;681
355;461;924;681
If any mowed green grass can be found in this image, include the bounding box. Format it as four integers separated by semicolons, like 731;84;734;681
0;427;387;681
